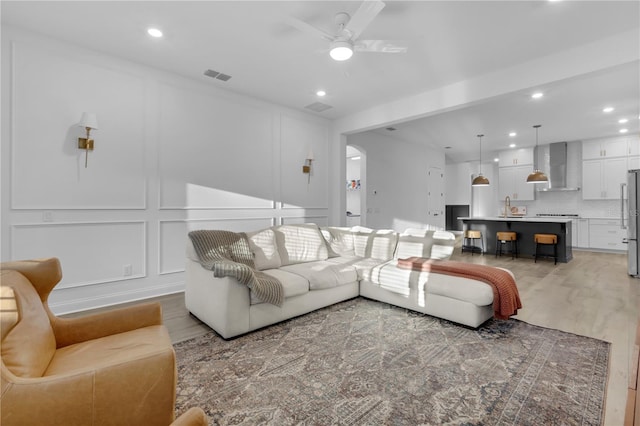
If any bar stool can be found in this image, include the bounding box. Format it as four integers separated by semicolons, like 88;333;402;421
495;231;518;259
534;233;558;265
462;230;483;255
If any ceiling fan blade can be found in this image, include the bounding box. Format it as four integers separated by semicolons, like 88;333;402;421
355;40;408;53
345;0;385;40
285;16;334;41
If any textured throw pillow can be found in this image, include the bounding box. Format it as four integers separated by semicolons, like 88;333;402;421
430;230;463;260
246;228;282;270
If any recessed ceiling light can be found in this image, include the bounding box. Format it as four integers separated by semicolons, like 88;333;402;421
351;156;361;160
316;90;326;97
509;132;517;137
620;128;629;133
147;28;163;38
494;158;499;162
531;92;543;99
603;106;614;113
619;118;628;124
509;143;516;148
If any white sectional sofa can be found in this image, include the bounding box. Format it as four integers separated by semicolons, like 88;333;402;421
185;224;501;339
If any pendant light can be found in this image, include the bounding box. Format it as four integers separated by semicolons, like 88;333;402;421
526;124;549;183
471;134;490;186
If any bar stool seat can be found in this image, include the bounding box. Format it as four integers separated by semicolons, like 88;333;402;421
462;230;483;255
495;231;518;259
534;233;558;264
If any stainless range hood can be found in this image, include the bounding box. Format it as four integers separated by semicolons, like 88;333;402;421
537;142;581;192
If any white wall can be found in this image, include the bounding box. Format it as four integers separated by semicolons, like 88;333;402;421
347;131;445;231
1;27;331;313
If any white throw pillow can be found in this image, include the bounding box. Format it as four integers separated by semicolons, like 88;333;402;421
246;228;282;270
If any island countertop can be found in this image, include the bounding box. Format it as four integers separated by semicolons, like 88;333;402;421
459;217;573;262
457;216;574;223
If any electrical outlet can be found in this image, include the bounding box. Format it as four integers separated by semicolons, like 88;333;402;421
43;211;53;222
123;264;133;276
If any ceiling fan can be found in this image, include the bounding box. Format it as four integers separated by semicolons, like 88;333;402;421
287;0;408;61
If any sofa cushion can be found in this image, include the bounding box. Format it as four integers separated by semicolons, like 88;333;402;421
246;228;282;270
250;269;309;304
351;226;398;260
1;271;56;378
362;262;494;306
280;260;358;290
320;227;355;257
273;224;329;266
394;230;462;260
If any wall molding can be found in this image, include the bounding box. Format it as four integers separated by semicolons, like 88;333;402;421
157;216;276;274
50;281;184;315
11;220;147;289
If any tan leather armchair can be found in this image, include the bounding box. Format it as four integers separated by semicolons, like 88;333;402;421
1;258;208;426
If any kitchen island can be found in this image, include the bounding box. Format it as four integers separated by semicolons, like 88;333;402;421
459;216;573;262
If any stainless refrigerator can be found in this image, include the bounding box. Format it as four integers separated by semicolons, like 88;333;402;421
626;169;640;277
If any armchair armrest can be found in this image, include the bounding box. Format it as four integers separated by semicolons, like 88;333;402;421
52;302;163;348
171;407;209;426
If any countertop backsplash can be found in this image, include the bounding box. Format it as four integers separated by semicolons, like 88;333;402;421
500;190;624;219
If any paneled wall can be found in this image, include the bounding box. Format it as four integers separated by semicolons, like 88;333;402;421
1;28;331;313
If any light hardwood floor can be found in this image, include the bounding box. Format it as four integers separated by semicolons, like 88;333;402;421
68;249;639;425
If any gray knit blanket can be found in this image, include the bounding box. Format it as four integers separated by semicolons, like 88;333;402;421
188;230;284;306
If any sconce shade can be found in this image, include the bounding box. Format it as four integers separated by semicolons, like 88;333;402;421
79;112;99;130
306;148;315;161
472;174;490;186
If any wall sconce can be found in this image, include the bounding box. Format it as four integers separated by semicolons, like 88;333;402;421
78;112;98;168
302;148;314;183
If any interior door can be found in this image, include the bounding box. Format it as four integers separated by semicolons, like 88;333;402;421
427;166;444;224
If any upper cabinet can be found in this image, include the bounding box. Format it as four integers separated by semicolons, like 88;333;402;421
582;157;627;200
498;165;535;201
582;137;631;160
498;147;534;201
498;148;533;166
582;136;638;200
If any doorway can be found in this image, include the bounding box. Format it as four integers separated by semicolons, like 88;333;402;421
346;145;364;227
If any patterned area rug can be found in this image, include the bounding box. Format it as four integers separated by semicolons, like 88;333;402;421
174;298;610;425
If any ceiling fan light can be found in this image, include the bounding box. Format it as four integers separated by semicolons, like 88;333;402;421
330;41;353;61
526;170;549;183
472;174;490;186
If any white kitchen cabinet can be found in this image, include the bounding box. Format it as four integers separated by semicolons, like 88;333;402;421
498;165;535;201
628;138;640;156
589;219;627;251
582;138;628;160
576;218;589;248
582;157;627;200
498;148;533;166
629;156;640;170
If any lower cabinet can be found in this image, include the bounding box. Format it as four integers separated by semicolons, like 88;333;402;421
588;219;627;251
576;218;590;248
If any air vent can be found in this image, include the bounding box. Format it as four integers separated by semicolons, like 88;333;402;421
386;127;397;131
204;69;232;82
304;102;333;112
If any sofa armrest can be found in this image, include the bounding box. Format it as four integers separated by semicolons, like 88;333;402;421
171;407;209;426
52;302;163;348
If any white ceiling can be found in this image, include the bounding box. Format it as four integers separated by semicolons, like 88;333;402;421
2;1;639;163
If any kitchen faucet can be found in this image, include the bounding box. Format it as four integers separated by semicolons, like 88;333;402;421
503;196;511;217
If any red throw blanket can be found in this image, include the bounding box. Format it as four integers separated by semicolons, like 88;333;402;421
396;257;522;320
